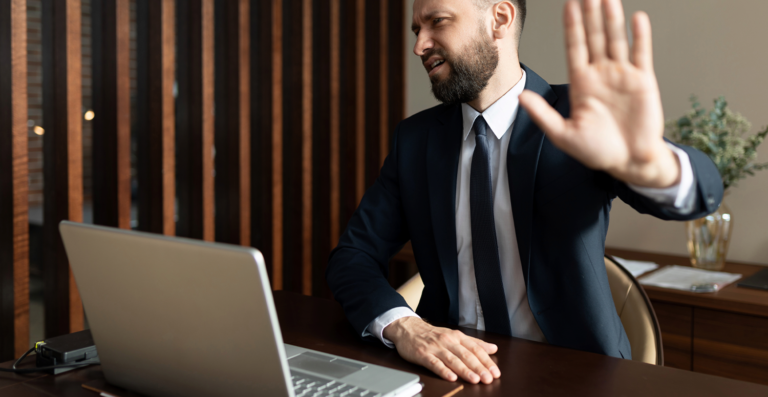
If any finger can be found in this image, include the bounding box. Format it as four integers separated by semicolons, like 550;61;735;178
469;336;498;355
448;343;493;384
461;338;500;379
436;349;481;384
631;11;654;71
420;353;458;382
583;0;607;62
519;90;568;142
603;0;629;61
564;0;588;74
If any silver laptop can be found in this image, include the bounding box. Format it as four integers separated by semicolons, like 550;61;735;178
59;221;421;397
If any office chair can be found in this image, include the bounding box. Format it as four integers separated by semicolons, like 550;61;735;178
603;255;664;365
395;255;664;366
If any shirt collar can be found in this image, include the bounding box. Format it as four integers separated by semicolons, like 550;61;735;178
461;69;527;141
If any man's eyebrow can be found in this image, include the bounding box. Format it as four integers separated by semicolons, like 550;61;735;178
411;11;447;32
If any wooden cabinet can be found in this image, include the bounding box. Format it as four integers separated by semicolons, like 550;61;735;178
653;301;693;370
607;248;768;386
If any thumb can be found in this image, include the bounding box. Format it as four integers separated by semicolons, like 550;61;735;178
519;90;567;143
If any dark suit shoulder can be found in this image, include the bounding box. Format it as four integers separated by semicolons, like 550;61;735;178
396;103;454;134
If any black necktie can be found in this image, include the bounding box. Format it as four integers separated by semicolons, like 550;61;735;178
469;116;512;336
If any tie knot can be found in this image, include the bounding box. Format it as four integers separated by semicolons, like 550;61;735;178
473;116;488;138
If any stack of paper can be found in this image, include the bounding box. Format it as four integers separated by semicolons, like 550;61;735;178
639;265;742;293
612;256;659;278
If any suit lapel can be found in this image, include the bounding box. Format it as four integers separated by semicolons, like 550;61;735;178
427;104;463;324
508;65;558;284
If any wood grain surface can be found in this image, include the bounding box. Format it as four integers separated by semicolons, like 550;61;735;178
213;0;250;247
693;308;768;385
0;0;30;360
136;0;175;236
91;0;131;230
176;0;215;242
41;0;84;338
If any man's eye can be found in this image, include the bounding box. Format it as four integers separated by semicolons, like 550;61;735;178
433;18;444;24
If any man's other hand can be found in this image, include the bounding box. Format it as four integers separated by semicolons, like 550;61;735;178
519;0;680;189
383;316;501;384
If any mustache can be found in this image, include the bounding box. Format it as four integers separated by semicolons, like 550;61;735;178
421;48;450;65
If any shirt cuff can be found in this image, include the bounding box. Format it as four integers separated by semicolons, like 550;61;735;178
627;143;696;214
362;307;421;349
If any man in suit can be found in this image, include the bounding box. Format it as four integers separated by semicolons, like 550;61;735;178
327;0;722;385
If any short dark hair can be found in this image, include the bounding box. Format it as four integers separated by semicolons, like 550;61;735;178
473;0;527;42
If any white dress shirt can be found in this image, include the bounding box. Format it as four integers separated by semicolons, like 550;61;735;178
364;70;696;348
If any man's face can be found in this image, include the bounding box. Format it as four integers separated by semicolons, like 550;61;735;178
412;0;499;104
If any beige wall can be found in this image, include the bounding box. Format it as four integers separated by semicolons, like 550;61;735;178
405;0;768;265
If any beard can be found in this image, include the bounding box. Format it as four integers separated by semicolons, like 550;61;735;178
428;28;499;105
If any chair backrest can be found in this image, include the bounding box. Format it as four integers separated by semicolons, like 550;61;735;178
397;273;425;312
604;255;664;365
396;256;664;365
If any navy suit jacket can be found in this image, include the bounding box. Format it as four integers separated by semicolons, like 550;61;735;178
326;65;723;359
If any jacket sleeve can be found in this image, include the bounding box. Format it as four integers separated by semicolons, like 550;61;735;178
326;124;411;339
613;141;724;220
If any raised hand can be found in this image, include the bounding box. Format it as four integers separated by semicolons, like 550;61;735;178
519;0;680;188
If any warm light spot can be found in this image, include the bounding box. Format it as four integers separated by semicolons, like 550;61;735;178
33;126;45;135
84;110;95;121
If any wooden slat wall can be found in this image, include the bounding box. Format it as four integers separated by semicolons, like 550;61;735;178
41;0;84;337
136;0;175;236
176;0;215;241
214;0;250;247
91;0;131;229
4;0;405;342
0;0;30;360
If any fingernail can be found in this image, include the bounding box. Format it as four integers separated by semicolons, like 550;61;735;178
470;373;480;383
490;366;500;377
481;371;492;383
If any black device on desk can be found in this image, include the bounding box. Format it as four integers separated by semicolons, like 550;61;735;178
737;268;768;291
36;329;100;374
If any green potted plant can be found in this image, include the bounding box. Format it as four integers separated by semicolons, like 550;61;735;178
666;96;768;270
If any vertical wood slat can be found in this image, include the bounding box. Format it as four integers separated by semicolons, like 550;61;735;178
338;0;363;239
177;0;214;241
214;0;250;246
272;0;284;289
136;0;175;236
311;0;333;298
328;0;340;252
388;0;405;140
379;0;389;168
301;0;312;295
364;0;381;188
91;0;131;229
281;0;305;293
354;0;365;203
0;0;30;359
42;0;84;337
251;0;279;285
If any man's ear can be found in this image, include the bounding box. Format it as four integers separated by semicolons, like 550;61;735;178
491;1;516;40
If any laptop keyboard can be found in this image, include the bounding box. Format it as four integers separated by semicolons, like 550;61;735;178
290;372;381;397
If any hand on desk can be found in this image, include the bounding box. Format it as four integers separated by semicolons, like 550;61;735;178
383;316;500;384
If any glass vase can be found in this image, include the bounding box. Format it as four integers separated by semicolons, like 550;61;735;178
686;201;732;271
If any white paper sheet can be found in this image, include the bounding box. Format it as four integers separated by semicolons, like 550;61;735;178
612;256;659;278
638;265;742;292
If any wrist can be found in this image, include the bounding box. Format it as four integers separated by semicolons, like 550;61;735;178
383;316;421;345
617;144;681;188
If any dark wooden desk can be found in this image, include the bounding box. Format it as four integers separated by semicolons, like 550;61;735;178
3;291;768;396
605;248;768;385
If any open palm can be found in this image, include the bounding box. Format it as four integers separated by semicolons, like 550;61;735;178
520;0;679;188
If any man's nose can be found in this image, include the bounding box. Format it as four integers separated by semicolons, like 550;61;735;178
413;33;433;57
